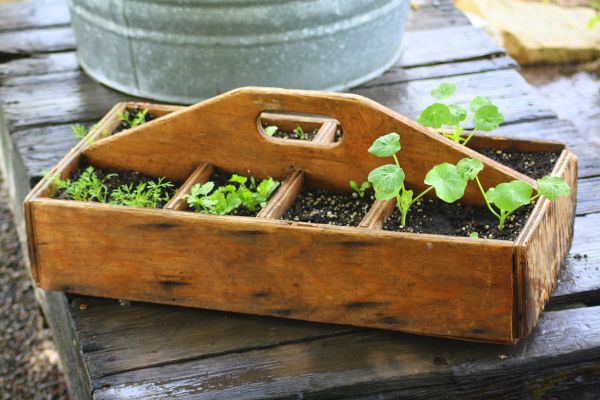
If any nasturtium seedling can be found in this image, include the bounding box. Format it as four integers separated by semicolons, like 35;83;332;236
431;82;457;100
367;132;474;227
349;180;371;199
417;82;504;145
424;163;467;203
537;175;572;200
294;126;305;140
465;160;572;231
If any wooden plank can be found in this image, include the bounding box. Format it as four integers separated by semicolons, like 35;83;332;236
70;296;356;380
29;198;516;342
256;170;304;219
352;69;556;128
92;305;600;399
0;72;133;131
361;56;516;89
549;212;600;307
399;25;504;68
515;151;578;336
407;0;471;30
0;26;75;55
0;0;70;32
164;163;213;211
0;51;79;78
577;176;600;216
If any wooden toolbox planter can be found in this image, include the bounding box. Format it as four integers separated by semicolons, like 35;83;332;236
24;88;577;344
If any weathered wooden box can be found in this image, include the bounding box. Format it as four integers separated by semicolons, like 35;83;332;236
24;88;577;344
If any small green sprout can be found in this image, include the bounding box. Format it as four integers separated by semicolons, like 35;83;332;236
118;108;149;129
184;174;280;215
469;232;479;239
264;126;278;137
417;82;504;146
458;158;572;231
71;124;88;140
109;178;174;208
349;180;371;199
48;166;113;203
293;126;305;140
367;132;471;227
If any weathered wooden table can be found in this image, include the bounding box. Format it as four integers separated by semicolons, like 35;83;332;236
1;1;599;398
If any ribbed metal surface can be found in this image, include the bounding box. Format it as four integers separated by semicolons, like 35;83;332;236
69;0;411;104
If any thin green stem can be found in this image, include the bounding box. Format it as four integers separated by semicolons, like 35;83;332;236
461;124;478;146
530;194;540;203
392;153;400;168
410;186;434;207
475;176;501;219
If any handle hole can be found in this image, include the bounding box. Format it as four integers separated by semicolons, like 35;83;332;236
259;111;343;143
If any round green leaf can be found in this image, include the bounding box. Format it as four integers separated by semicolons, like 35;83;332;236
469;96;492;112
417;103;451;129
456;158;484;181
431;82;456;100
486;180;533;212
474;104;504;132
537;176;571;200
448;104;467;125
424;163;467;203
368;132;401;158
368;164;405;200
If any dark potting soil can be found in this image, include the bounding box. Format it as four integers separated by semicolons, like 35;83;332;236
265;125;319;141
383;149;559;240
54;161;179;208
113;108;156;134
186;169;279;217
282;189;375;227
479;148;559;179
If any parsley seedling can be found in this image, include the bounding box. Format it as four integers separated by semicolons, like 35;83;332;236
457;158;572;231
184;174;279;215
367;132;473;227
349;180;371;199
109;178;174;208
417;82;504;146
71;124;88;140
118;108;150;129
48;166;114;203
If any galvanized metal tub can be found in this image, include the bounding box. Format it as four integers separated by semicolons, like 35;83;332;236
68;0;411;104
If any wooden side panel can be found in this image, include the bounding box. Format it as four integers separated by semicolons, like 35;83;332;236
83;87;534;205
29;199;515;343
516;150;578;337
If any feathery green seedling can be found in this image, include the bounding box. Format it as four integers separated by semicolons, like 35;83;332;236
48;166;113;203
71;124;88;140
264;126;278;137
184;174;279;215
118;108;149;129
109;178;174;208
417;82;504;146
367;132;472;226
456;158;572;231
349;180;370;199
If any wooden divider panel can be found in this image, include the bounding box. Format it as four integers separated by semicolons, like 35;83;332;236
83;87;534;205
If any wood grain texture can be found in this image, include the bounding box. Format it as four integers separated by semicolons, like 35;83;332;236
515;151;578;336
91;305;600;399
256;170;304;220
70;296;356;380
82;87;534;206
28;198;516;342
164;163;213;211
